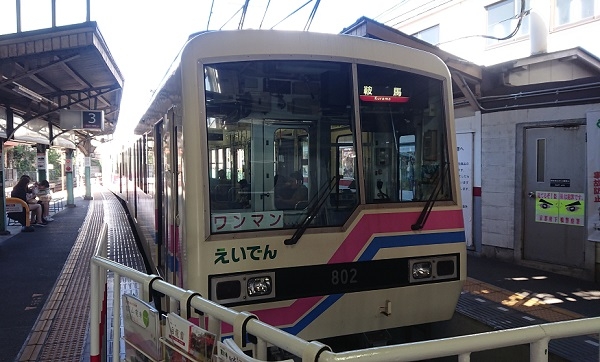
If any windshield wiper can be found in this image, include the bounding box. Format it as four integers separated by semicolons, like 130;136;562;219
411;164;449;231
284;177;337;245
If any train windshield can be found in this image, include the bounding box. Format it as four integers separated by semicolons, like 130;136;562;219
357;64;452;203
204;60;451;234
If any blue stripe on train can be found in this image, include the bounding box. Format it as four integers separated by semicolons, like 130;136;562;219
359;231;466;261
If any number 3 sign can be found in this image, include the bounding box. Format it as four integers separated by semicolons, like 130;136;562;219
82;111;104;130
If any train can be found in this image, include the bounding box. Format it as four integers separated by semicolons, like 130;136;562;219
107;29;466;353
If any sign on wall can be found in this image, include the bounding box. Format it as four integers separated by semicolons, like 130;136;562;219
64;158;73;173
456;132;473;248
36;153;46;170
587;111;600;241
535;191;585;226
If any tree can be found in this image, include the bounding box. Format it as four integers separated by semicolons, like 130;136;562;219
11;145;36;176
48;149;62;181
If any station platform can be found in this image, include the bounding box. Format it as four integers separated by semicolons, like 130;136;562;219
0;186;598;361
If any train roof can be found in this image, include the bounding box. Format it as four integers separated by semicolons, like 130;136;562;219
134;29;451;136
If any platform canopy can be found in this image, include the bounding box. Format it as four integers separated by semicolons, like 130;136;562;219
0;21;123;151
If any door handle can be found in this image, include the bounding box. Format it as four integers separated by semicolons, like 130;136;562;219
527;192;535;198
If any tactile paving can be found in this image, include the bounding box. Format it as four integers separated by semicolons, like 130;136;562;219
19;188;147;362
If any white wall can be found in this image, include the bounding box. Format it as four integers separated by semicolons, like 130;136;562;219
455;112;482;187
382;0;600;66
456;112;481;249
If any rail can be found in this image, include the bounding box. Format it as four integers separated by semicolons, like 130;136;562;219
90;223;600;361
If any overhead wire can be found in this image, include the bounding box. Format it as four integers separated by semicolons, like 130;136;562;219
238;0;251;29
435;0;528;46
270;0;313;29
259;0;272;29
211;0;325;32
303;0;321;31
387;0;452;28
206;0;215;30
372;0;409;23
219;5;244;30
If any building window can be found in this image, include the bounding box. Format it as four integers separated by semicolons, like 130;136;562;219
486;0;530;45
413;25;440;45
554;0;595;26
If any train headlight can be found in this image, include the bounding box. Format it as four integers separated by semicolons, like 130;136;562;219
408;255;458;283
216;280;242;300
210;272;276;304
247;276;272;297
412;262;432;279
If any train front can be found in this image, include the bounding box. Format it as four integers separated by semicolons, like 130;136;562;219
176;31;466;344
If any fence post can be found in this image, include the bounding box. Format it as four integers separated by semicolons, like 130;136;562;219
458;353;471;362
530;337;549;362
90;262;100;362
113;273;121;362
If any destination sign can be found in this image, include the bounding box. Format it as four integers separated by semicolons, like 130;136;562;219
361;85;409;103
359;95;410;103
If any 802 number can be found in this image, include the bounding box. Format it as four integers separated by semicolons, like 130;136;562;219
331;268;358;285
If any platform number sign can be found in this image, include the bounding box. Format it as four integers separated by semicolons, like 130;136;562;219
82;111;104;130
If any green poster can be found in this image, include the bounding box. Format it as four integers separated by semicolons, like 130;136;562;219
558;192;585;226
535;191;584;226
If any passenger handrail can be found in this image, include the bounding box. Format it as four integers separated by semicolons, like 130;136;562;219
318;318;600;361
90;223;329;361
91;222;600;361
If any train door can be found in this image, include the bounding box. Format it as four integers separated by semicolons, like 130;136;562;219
154;122;164;274
248;123;276;211
523;125;586;267
250;124;309;211
399;135;416;201
162;108;183;288
363;132;398;202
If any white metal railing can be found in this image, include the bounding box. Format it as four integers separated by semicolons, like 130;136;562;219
90;223;600;361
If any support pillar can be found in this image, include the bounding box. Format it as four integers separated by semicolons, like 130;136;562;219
0;138;9;235
84;155;93;200
65;149;75;207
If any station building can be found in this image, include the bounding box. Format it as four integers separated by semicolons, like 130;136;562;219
345;0;600;280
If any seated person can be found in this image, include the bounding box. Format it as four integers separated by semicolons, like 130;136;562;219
213;170;232;202
9;175;46;226
236;179;251;208
35;180;54;222
275;171;308;210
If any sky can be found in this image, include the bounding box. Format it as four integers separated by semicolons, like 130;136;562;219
0;0;403;141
